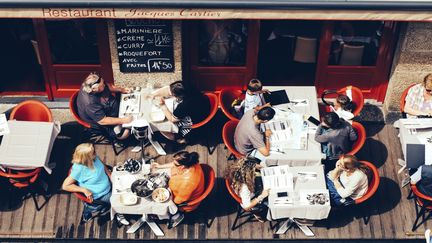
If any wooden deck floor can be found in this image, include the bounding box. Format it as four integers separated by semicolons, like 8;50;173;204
0;114;427;241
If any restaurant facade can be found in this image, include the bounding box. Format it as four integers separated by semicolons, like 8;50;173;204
1;3;432;118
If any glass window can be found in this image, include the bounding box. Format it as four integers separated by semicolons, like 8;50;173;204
328;21;384;66
198;20;248;66
45;19;99;64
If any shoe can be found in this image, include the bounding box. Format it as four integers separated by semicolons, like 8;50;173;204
116;214;130;226
170;213;185;228
131;146;142;153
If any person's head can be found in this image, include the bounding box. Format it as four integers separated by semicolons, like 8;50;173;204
169;81;187;100
172;151;199;169
71;143;96;169
323;112;341;129
337;154;370;178
247;79;263;94
335;94;351;111
256;107;276;123
225;156;261;194
423;74;432;96
82;72;105;94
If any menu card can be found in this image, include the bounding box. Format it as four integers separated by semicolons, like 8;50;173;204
263;112;308;150
261;165;294;191
0;114;9;136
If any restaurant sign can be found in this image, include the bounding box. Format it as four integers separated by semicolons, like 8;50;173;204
1;8;432;21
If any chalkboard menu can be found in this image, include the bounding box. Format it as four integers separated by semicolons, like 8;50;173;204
115;19;174;73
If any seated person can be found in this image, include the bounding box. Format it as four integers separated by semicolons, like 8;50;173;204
234;107;276;162
410;164;432;197
153;81;210;142
152;151;204;227
326;155;369;206
76;72;133;140
225;157;269;221
62;143;128;225
233;79;270;117
315;112;357;164
404;73;432;118
330;94;355;121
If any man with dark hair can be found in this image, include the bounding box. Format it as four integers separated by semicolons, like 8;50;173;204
234;107;276;161
315;112;357;168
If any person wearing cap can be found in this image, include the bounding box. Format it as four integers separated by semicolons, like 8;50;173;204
76;72;133;140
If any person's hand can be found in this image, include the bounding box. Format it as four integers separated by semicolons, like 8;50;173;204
263;103;271;108
260;189;270;198
122;87;132;94
122;116;133;124
83;188;93;202
151;162;160;171
321;122;329;128
261;89;271;94
265;129;272;138
157;96;165;106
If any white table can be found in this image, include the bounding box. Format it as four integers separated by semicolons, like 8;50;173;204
0;120;60;174
263;86;325;166
265;165;331;235
398;118;432;163
110;169;177;236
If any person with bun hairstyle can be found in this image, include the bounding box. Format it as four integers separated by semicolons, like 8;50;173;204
152;151;204;227
331;94;355;121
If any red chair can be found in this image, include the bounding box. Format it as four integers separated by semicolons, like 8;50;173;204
321;85;364;117
225;178;258;230
173;164;216;228
409;183;432;231
190;92;219;154
10;100;52;122
400;83;417;118
219;89;244;121
0;167;49;211
69;90;126;155
347;121;366;156
222;121;245;160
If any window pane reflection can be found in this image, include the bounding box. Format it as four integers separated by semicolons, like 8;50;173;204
328;21;384;66
46;19;99;64
198;20;248;66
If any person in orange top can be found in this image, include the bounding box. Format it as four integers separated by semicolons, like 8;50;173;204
152;151;204;227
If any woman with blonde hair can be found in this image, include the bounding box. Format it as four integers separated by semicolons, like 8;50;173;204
225;157;269;221
62;143;128;225
326;154;370;206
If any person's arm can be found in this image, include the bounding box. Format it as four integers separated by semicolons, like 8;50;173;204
404;104;431;117
257;130;272;156
314;124;331;143
333;172;363;199
411;166;423;184
349;124;358;142
150;86;171;98
98;116;133;126
241;188;269;211
152;162;174;169
107;83;130;94
62;176;94;202
254;103;271;111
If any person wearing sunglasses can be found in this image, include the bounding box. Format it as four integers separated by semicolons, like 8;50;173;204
404;73;432;118
76;72;133;140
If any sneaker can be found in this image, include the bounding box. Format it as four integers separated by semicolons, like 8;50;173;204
131;146;142;153
116;214;130;226
170;213;185;228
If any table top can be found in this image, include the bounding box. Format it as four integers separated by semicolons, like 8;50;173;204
398;118;432;162
0;120;58;173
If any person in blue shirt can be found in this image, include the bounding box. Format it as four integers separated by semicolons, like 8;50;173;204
62;143;128;225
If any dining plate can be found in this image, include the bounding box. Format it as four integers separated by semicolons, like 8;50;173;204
120;193;138;206
152;188;170;203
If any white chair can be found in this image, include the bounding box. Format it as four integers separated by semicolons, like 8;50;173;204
293;36;317;63
30;40;41;65
339;44;364;66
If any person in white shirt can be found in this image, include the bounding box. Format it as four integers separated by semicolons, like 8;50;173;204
330;94;355;121
233;79;270;118
326;154;369;206
225;157;270;222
